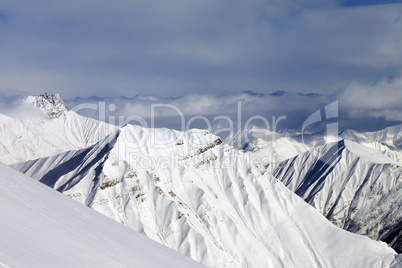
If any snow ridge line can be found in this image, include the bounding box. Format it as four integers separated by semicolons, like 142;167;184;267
0;260;11;268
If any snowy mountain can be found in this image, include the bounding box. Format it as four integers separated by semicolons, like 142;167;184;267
340;125;402;163
272;139;402;253
12;125;400;267
363;124;402;151
0;162;205;268
227;124;402;169
226;126;335;166
0;94;117;164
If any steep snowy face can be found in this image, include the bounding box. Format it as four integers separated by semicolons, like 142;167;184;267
226;126;284;151
12;125;399;268
227;127;334;166
228;124;402;167
340;126;402;163
25;93;70;118
363;124;402;151
272;139;402;253
0;163;205;268
0;94;117;164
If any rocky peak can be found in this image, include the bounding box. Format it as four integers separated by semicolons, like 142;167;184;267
25;93;70;118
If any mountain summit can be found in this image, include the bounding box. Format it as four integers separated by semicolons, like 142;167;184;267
25;93;70;118
0;94;116;164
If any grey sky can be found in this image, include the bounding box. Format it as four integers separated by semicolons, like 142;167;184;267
0;0;401;99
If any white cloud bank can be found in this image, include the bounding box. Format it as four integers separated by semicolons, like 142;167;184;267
0;73;400;133
339;75;402;121
61;74;402;131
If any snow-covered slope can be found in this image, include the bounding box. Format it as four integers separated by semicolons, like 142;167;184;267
340;127;402;163
0;162;205;268
0;94;117;164
226;126;335;166
12;125;400;267
0;113;59;164
227;124;402;166
363;124;402;151
272;139;402;253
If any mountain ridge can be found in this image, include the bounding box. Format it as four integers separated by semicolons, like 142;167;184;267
272;139;402;252
0;94;117;165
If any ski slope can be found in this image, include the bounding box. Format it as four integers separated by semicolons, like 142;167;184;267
0;162;205;268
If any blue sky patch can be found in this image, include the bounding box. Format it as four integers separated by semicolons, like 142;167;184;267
341;0;402;7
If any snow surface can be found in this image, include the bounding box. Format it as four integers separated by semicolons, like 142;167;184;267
228;124;402;166
226;127;338;166
12;125;400;268
340;127;402;163
0;94;117;164
0;162;205;268
272;139;402;252
363;123;402;151
344;139;401;165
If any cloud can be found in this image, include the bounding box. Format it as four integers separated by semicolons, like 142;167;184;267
0;89;29;112
62;71;402;132
0;1;401;98
65;90;334;132
0;89;47;120
339;74;402;121
1;72;400;134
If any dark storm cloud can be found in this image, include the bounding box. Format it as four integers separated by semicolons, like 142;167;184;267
0;1;401;99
